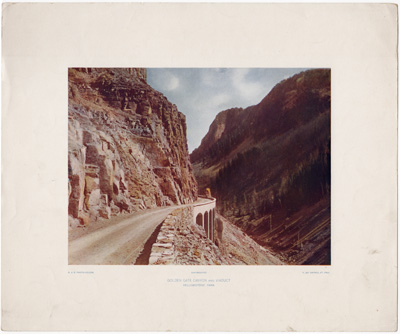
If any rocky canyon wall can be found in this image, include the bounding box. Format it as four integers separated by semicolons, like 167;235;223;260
68;68;197;227
191;69;331;265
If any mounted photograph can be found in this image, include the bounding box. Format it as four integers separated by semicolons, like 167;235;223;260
68;67;331;265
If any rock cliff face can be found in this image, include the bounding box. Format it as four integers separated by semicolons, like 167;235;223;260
191;69;331;265
68;68;197;227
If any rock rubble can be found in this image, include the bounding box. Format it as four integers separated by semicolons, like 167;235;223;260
149;207;229;265
149;208;284;265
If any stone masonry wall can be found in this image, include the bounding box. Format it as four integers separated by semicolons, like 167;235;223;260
149;207;229;265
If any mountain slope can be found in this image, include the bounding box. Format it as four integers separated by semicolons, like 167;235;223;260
68;68;197;227
191;69;331;265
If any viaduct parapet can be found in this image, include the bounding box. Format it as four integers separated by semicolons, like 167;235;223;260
193;196;216;241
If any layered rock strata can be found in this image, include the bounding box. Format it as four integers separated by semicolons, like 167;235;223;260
68;68;197;227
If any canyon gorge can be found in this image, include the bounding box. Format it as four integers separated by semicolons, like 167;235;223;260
68;68;330;265
191;69;331;265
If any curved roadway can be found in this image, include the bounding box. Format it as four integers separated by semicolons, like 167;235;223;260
69;199;210;265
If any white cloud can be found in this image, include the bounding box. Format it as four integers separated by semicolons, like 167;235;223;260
231;68;250;83
201;71;215;86
147;68;310;151
231;68;265;103
210;93;231;108
201;69;226;87
165;75;179;91
242;82;265;102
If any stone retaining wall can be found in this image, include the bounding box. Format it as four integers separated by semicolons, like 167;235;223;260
149;207;193;265
149;206;229;265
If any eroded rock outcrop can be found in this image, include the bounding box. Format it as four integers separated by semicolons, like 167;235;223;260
68;68;197;226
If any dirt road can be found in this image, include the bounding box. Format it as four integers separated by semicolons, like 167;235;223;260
68;206;180;265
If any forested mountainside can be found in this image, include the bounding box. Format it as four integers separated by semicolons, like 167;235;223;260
191;69;331;264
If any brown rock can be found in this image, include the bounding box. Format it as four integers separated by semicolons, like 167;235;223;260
190;69;331;265
78;212;90;226
68;68;198;225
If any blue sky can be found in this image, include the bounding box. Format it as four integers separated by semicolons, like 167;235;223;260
147;68;310;152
